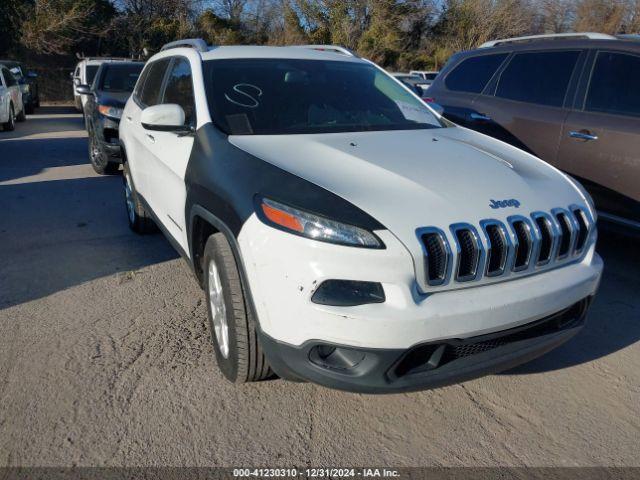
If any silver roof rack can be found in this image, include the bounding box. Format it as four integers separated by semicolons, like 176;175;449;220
293;45;357;57
479;32;617;48
160;38;209;53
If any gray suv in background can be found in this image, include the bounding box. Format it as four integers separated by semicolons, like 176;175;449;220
426;33;640;228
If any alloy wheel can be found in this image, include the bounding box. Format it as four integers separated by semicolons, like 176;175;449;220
208;259;229;358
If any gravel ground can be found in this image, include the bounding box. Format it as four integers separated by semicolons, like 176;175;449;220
0;107;638;467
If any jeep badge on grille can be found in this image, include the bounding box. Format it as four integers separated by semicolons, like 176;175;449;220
489;199;521;209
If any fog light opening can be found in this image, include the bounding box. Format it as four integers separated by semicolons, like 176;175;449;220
311;280;385;307
309;345;366;372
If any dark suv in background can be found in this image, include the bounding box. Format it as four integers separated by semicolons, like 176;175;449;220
0;60;39;114
76;61;144;174
426;33;640;228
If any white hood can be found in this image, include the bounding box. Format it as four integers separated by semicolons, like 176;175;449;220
230;126;589;278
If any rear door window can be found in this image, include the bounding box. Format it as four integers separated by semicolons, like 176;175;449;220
495;51;580;107
139;59;171;107
585;51;640;118
445;54;508;93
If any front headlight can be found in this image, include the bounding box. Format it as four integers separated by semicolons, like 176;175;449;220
257;197;384;248
98;105;123;119
22;84;30;94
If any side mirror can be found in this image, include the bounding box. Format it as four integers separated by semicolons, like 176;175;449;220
27;71;38;79
141;104;189;132
75;84;91;95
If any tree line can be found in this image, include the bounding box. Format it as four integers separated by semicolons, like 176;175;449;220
1;0;639;70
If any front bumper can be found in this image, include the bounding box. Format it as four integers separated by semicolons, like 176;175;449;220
95;116;123;161
260;298;591;393
239;214;603;349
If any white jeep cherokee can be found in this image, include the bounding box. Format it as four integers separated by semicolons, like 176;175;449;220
119;39;603;393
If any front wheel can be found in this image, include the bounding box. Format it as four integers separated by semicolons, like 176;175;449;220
203;233;272;383
16;106;26;122
2;104;15;131
88;132;119;175
122;162;156;234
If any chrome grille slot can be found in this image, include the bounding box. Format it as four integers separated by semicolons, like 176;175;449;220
572;208;589;254
484;223;507;276
511;220;532;271
454;228;480;281
421;231;449;285
533;216;553;265
555;212;572;258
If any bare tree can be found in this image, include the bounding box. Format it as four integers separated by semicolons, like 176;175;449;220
574;0;626;33
19;0;115;55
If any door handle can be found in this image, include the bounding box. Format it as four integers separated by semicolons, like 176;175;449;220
470;112;492;122
146;134;155;143
569;130;598;141
126;116;132;122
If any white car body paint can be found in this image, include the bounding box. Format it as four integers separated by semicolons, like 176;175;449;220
238;213;601;348
0;68;24;124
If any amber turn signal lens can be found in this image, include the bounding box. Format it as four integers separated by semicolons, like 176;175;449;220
261;202;304;233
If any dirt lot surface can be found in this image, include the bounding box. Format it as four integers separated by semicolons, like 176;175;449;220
1;107;638;467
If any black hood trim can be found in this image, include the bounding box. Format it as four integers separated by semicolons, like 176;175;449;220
184;122;386;249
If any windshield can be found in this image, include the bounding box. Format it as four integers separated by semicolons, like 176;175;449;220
99;64;143;92
204;59;444;135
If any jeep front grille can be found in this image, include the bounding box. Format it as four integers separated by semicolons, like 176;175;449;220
532;213;555;265
420;230;449;286
453;226;481;281
483;222;508;276
555;210;573;258
416;205;593;289
572;208;589;254
511;219;532;271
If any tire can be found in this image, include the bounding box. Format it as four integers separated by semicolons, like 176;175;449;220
25;104;34;115
203;233;273;383
122;161;156;234
2;104;15;131
16;106;26;122
88;130;119;175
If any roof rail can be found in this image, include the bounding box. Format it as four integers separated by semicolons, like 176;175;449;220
293;45;357;57
479;32;617;48
160;38;209;53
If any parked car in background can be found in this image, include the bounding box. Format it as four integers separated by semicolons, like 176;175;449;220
76;61;144;174
119;39;602;393
427;32;640;228
0;60;39;114
410;70;439;86
0;65;26;131
390;73;430;98
71;57;131;112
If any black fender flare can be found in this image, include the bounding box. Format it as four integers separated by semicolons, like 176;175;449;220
188;204;262;326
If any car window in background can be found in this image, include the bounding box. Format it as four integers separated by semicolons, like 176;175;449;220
585;51;640;118
162;58;196;126
205;59;444;135
139;59;170;107
495;51;580;107
445;54;508;93
425;73;438;80
86;65;100;84
3;69;17;87
99;64;143;92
